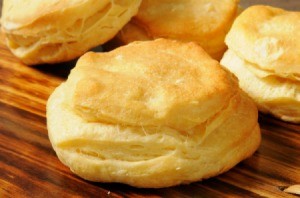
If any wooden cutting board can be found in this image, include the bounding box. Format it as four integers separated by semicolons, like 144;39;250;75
0;6;299;198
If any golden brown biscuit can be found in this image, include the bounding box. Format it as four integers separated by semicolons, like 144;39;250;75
225;5;300;77
1;0;142;65
115;0;240;60
221;6;300;123
47;39;260;188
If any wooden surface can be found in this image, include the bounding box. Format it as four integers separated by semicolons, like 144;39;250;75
0;2;300;198
240;0;300;11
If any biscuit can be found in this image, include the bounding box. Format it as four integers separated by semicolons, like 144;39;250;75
47;39;260;188
221;6;300;123
114;0;240;60
1;0;142;65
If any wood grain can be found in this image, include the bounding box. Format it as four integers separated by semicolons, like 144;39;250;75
0;1;299;198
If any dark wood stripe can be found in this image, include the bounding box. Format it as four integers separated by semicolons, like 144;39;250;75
259;114;300;134
259;138;299;170
200;179;262;197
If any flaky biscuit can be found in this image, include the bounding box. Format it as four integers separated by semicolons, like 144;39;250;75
1;0;142;65
225;5;300;77
221;6;300;123
115;0;240;60
47;39;260;188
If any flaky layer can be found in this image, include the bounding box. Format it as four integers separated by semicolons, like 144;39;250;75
47;82;260;188
225;5;300;76
1;0;142;65
116;0;239;60
221;50;300;123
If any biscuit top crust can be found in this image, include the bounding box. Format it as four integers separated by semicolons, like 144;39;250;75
66;39;238;131
226;5;300;76
132;0;239;40
3;0;90;27
2;0;120;30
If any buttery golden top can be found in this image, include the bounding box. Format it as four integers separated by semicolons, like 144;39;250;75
134;0;238;38
135;0;238;37
118;0;239;60
2;0;106;29
225;5;300;76
66;39;238;131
